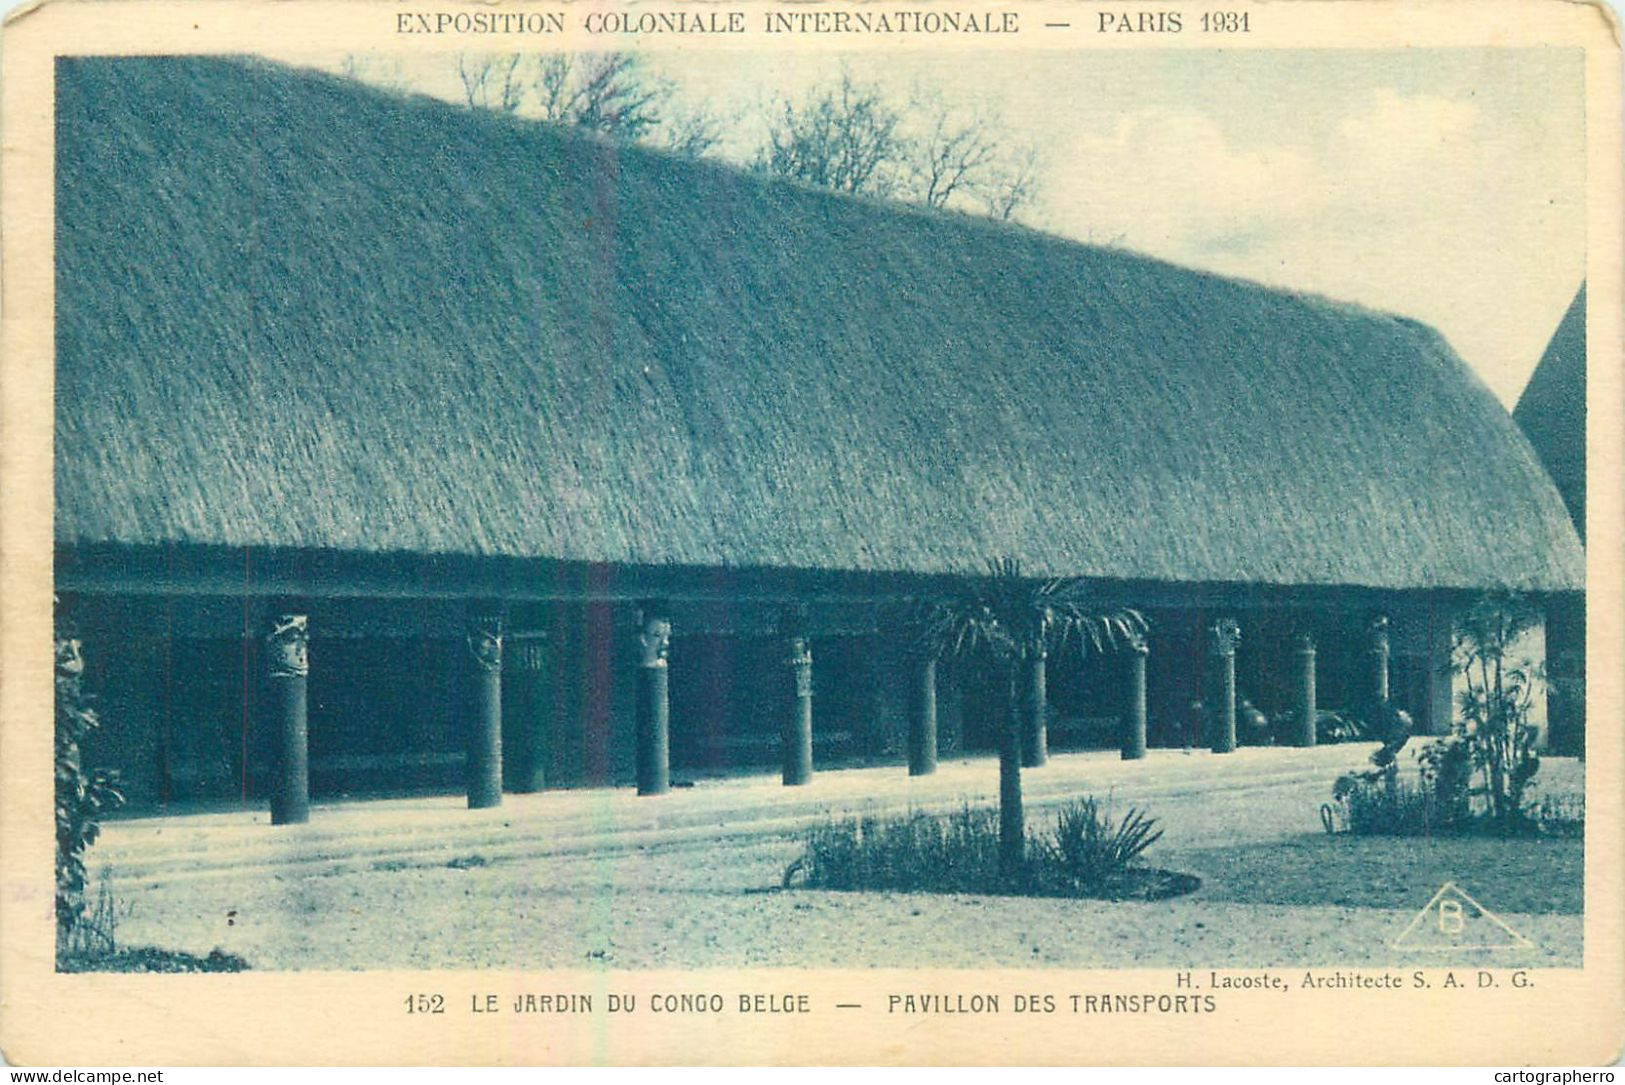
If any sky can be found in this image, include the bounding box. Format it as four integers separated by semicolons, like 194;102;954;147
329;46;1587;408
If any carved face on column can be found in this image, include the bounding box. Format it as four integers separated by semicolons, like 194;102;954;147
1208;617;1241;658
267;614;309;678
465;616;503;673
1367;614;1391;656
788;637;813;697
1125;628;1149;657
55;636;84;679
1295;631;1316;654
638;617;671;669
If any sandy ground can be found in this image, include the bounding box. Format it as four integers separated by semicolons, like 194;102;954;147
88;747;1584;971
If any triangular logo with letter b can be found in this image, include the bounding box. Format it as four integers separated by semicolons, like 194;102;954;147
1391;881;1535;950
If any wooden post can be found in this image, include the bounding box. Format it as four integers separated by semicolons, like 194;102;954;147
265;612;310;825
1295;632;1317;748
463;611;503;809
635;605;671;796
1424;610;1455;736
907;654;938;776
506;637;548;793
1123;633;1148;760
1367;615;1391;710
1208;618;1239;754
783;635;814;786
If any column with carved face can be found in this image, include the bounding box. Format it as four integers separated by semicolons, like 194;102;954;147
1208;618;1240;754
907;643;939;777
1367;615;1391;711
1295;631;1318;748
265;612;310;825
635;605;671;797
1123;629;1149;761
464;611;503;809
506;636;549;794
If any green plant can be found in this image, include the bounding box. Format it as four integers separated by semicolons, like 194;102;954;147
785;799;1185;900
1040;798;1163;889
59;870;125;959
1415;733;1472;829
790;806;1002;894
1274;708;1370;745
918;558;1147;878
55;617;124;954
1532;793;1584;838
1452;593;1543;827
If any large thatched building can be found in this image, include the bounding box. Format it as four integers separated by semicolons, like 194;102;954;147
54;57;1585;819
1514;285;1587;754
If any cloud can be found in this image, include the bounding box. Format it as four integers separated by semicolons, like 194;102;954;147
1045;109;1319;252
1040;87;1580;404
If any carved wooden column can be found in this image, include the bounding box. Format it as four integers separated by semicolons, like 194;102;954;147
907;652;938;777
463;611;503;809
1367;615;1391;710
1123;630;1149;761
1208;618;1239;753
783;634;814;786
265;612;310;825
506;637;549;794
1294;632;1318;748
1424;613;1455;736
635;605;671;797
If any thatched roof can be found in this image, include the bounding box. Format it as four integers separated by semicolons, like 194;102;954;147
1514;286;1586;541
54;57;1583;592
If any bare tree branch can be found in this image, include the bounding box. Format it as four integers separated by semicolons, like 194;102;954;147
910;95;1000;209
980;144;1042;222
757;69;906;196
455;54;524;112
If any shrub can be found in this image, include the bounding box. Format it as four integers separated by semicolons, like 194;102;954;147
1452;594;1544;828
1274;708;1370;746
1532;793;1585;838
59;870;124;959
1330;770;1451;836
787;799;1184;899
55;620;124;954
1039;798;1162;889
792;806;1001;894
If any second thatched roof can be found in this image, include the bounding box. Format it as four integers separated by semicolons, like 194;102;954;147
54;56;1584;593
1514;286;1586;542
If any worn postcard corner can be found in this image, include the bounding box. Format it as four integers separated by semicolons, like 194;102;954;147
1;0;1622;1067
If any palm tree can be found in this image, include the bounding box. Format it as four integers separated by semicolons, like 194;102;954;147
922;558;1148;879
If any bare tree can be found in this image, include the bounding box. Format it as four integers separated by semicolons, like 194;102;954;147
451;52;711;152
909;95;1000;209
456;53;525;113
981;145;1042;222
657;102;726;159
757;69;907;197
529;53;663;139
756;70;1044;220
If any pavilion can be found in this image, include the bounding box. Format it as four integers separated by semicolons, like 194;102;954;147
53;56;1585;820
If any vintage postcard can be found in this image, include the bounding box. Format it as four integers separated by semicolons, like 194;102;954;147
0;0;1620;1066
